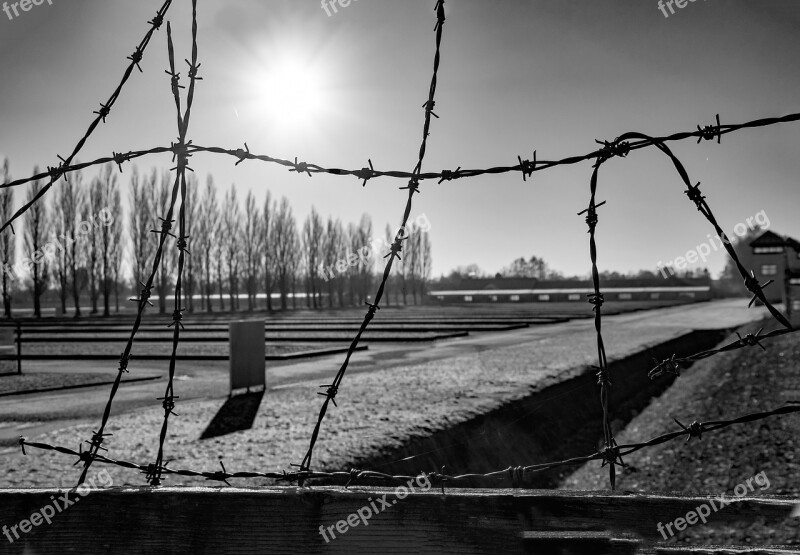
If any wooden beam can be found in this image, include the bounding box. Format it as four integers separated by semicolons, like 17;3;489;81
0;487;795;553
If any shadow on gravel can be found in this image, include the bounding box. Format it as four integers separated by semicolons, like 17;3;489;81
200;390;264;439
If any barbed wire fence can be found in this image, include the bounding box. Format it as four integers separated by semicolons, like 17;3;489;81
5;0;800;491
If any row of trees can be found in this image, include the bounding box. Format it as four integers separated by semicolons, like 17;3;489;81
0;159;123;318
446;259;712;282
132;168;432;314
0;159;433;317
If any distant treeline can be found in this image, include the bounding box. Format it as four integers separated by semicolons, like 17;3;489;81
437;255;747;298
0;159;433;318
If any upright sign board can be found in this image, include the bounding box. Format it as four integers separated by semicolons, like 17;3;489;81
229;320;265;395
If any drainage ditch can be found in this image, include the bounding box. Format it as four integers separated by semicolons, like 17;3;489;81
338;328;730;488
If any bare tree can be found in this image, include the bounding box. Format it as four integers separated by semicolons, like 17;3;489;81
406;224;419;304
85;178;103;314
153;170;176;315
196;175;220;312
53;180;71;316
356;214;374;304
111;227;123;312
222;184;242;311
332;219;347;307
417;230;432;303
98;163;120;317
397;225;409;305
129;166;154;303
320;216;339;308
66;171;88;317
406;227;432;304
272;197;298;310
0;159;14;318
193;179;207;312
24;169;49;318
214;196;226;311
384;223;393;307
261;192;274;311
290;235;302;310
302;207;323;309
242;190;263;311
183;173;199;312
501;256;549;279
106;174;123;314
346;222;358;306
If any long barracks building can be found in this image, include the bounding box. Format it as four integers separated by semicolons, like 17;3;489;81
428;277;711;304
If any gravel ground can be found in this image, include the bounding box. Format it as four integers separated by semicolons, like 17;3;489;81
3;301;790;551
565;317;800;546
0;321;688;488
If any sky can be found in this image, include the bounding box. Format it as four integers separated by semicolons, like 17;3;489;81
0;0;799;280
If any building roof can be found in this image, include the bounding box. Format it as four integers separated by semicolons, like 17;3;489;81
749;230;788;247
434;276;710;292
749;230;800;251
429;286;710;297
786;237;800;252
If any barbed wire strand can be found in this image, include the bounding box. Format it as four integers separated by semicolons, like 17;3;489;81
71;17;200;489
616;132;791;329
576;132;792;489
0;148;172;190
187;112;800;184
649;326;799;380
17;403;799;487
5;112;800;195
0;0;173;236
147;2;199;487
580;157;623;488
295;0;446;481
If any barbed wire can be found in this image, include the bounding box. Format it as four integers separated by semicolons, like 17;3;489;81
581;158;622;488
71;6;191;488
17;403;800;489
649;326;799;380
0;0;173;236
581;131;794;490
0;147;172;190
148;2;200;487
620;133;791;329
4;112;800;194
4;0;800;493
294;0;446;481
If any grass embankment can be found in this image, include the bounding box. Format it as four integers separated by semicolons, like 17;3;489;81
565;318;800;546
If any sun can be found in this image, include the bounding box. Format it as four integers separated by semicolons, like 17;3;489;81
250;57;325;132
232;39;337;139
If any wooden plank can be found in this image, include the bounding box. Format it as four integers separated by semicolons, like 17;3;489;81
0;487;795;554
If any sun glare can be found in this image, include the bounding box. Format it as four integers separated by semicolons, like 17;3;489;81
251;57;325;132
